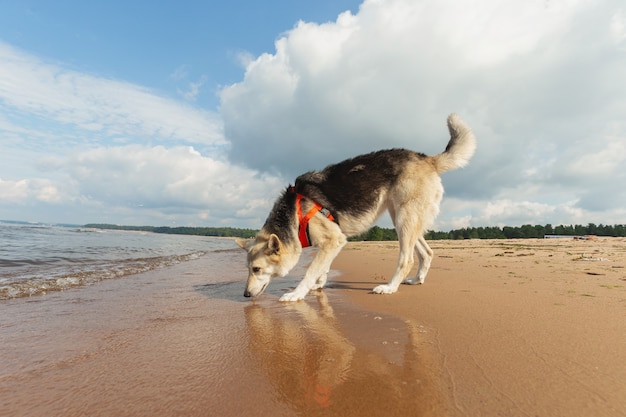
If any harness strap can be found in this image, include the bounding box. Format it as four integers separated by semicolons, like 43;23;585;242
291;186;337;248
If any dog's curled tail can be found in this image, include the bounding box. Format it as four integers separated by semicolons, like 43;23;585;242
433;113;477;173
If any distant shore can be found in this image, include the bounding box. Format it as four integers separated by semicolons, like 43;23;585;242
81;221;626;241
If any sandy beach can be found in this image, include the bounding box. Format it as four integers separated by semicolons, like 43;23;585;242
335;238;626;416
2;238;626;416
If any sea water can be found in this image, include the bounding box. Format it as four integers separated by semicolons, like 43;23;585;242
0;221;235;300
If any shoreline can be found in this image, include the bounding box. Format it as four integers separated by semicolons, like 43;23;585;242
2;238;626;416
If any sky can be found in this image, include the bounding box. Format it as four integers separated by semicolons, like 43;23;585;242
1;0;625;231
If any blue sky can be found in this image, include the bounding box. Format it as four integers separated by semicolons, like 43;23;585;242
0;1;359;108
1;0;625;230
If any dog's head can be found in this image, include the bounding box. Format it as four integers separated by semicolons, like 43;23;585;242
236;233;301;298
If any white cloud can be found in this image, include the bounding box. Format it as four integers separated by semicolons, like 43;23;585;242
436;198;588;231
177;76;208;102
219;0;626;228
0;178;67;204
220;0;611;175
0;41;283;226
610;9;626;46
170;65;190;81
0;42;225;147
35;145;285;225
235;50;257;69
565;136;626;179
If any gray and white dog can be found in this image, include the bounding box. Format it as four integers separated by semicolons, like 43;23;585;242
237;114;476;301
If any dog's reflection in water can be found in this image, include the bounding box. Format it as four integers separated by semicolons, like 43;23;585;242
244;292;448;416
245;291;354;408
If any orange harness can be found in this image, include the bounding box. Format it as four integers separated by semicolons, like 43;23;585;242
291;186;337;248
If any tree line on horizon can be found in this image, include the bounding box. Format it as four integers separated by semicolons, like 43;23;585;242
84;223;626;241
83;224;258;238
423;223;626;240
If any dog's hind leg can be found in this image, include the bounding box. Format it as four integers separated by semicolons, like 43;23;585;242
280;236;346;302
373;210;421;294
311;273;328;290
404;236;433;285
373;234;417;294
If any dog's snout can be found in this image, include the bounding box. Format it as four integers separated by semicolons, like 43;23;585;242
244;290;252;298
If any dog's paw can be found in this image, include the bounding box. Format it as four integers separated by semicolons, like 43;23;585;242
279;291;305;302
372;284;396;294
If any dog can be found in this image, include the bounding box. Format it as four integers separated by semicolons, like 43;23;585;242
236;113;476;302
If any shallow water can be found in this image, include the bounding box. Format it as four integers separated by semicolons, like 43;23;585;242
0;222;230;299
0;249;447;417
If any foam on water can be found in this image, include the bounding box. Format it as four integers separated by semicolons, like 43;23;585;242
0;222;236;300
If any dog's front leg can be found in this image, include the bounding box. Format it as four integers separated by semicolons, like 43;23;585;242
279;239;345;302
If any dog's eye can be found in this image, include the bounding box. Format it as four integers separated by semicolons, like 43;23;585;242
252;267;261;274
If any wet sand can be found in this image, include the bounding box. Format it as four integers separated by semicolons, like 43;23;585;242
2;238;626;416
0;247;445;417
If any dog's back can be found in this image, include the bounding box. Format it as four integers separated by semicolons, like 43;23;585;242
295;148;423;215
295;114;476;237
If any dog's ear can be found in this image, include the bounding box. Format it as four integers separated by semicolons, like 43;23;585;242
266;234;282;255
235;238;252;250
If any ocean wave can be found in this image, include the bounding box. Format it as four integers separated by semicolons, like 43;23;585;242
0;252;207;300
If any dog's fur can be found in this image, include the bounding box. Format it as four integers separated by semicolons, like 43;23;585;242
236;114;476;301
